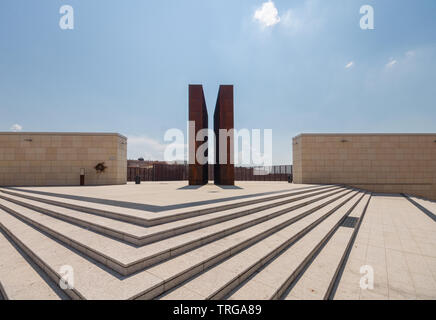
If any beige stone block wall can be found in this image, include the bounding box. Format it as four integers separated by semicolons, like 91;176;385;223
0;133;127;186
292;136;303;184
292;134;436;200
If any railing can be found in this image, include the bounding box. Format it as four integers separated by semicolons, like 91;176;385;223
127;164;292;182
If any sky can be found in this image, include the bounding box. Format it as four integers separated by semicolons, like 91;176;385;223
1;0;435;164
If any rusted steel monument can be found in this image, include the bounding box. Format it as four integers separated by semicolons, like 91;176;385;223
188;85;208;185
214;85;235;185
188;84;234;186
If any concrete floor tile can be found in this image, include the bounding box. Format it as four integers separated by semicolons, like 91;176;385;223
183;264;240;298
1;185;436;300
228;279;276;300
360;288;388;300
160;286;206;300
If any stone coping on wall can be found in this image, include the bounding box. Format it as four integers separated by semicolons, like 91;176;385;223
294;133;436;137
0;132;127;140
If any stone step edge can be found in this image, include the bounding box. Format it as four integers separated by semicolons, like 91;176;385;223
0;227;71;301
0;218;83;300
0;281;7;300
0;189;350;277
327;193;372;300
0;186;341;247
135;190;356;300
273;192;369;300
222;191;363;300
402;194;436;223
208;191;362;300
0;191;353;301
0;185;335;227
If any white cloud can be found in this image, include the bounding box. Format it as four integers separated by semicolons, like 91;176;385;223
254;1;280;27
279;1;324;36
127;135;167;161
10;124;23;132
345;61;354;69
127;134;187;162
386;58;397;68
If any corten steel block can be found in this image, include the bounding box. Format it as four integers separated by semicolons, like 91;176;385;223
188;85;208;185
214;85;235;185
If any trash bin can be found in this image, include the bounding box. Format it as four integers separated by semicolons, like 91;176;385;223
135;176;141;184
288;174;293;183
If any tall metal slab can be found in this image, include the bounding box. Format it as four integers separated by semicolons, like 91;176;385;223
188;85;208;185
214;85;235;185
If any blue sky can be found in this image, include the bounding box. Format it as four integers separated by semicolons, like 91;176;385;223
1;0;435;164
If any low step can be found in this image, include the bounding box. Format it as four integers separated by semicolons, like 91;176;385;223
159;190;361;300
283;194;370;300
0;190;352;300
0;188;350;276
225;191;365;300
0;185;331;227
0;282;5;300
284;229;354;300
0;186;340;246
0;208;160;300
0;229;65;300
404;195;436;222
334;194;436;300
405;195;436;211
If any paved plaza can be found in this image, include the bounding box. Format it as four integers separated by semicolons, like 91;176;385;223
0;182;435;300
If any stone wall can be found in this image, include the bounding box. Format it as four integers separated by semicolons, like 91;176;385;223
292;134;436;200
0;133;127;186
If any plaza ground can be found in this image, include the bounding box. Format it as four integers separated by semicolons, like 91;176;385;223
0;182;435;300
